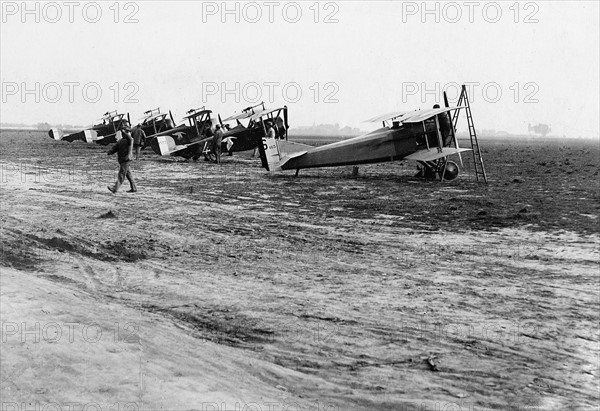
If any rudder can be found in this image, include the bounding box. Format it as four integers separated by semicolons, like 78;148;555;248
48;128;63;140
259;135;282;173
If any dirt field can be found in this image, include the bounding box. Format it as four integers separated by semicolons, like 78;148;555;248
1;130;599;410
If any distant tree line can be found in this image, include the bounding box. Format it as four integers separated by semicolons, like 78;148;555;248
528;123;551;137
0;122;83;130
290;123;365;137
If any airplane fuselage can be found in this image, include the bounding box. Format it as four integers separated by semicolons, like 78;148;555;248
281;123;431;170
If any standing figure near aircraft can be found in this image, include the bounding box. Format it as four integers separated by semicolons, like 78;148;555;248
107;122;137;193
257;120;277;161
192;123;213;162
251;119;263;158
132;124;147;161
266;120;276;139
212;124;224;164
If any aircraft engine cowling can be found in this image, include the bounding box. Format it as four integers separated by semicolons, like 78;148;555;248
443;161;459;181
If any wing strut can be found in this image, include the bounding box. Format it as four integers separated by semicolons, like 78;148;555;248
444;91;463;166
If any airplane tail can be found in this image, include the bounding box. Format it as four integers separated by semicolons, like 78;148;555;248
91;134;114;146
49;128;99;143
259;135;282;173
48;128;63;140
154;135;178;156
258;136;313;173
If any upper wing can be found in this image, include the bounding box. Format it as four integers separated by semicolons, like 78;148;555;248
181;109;211;120
363;111;412;123
402;107;464;123
248;107;285;122
224;111;254;121
364;107;463;124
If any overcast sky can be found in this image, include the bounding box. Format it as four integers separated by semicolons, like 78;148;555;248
1;1;598;137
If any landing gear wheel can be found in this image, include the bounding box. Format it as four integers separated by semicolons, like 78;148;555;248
435;159;459;181
442;161;459;181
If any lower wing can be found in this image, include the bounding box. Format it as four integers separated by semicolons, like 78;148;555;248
404;147;471;162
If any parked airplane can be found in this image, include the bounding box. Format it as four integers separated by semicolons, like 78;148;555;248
48;110;131;145
153;103;288;162
138;107;175;138
146;107;215;159
258;89;479;181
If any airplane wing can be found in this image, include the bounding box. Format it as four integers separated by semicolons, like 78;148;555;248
363;111;412;123
404;147;471;162
402;107;464;123
181;109;210;120
139;113;163;123
248;107;285;122
223;111;254;121
224;107;278;122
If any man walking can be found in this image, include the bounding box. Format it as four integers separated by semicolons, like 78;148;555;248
107;123;137;193
132;124;146;161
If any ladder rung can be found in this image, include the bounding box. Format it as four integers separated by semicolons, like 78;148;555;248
456;85;487;183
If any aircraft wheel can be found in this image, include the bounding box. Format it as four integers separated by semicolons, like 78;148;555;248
442;161;459;181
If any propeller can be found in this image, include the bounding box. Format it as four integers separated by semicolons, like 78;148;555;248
444;91;463;166
283;105;289;140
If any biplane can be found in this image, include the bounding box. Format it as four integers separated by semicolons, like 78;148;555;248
48;110;130;145
146;107;215;159
258;85;487;182
138;107;175;139
211;103;288;159
152;103;289;162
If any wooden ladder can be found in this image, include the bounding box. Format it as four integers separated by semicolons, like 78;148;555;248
452;85;488;183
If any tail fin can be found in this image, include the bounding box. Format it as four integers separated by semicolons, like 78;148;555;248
48;128;63;140
85;129;98;143
155;135;177;156
259;135;282;172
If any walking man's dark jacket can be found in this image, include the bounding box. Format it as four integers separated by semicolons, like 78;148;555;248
108;133;134;163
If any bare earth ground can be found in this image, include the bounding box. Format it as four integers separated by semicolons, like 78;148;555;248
1;130;599;410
